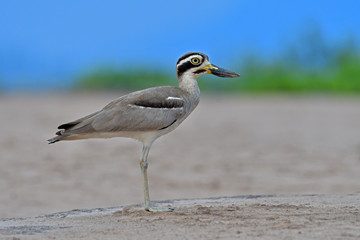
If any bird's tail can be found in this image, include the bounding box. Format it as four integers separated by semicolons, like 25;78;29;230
47;138;60;144
47;129;67;144
48;111;99;144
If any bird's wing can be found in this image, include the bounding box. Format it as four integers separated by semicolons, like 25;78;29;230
91;87;184;132
57;87;188;136
92;87;186;132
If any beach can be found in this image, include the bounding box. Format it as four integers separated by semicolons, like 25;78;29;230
1;93;360;239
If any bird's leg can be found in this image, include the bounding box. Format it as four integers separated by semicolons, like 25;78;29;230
140;144;174;212
140;144;151;210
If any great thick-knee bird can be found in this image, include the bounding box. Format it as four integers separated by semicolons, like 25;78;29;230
48;52;240;211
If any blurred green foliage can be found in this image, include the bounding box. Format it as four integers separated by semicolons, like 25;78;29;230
78;29;360;93
224;49;360;93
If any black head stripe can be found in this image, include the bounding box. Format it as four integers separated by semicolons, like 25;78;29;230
177;61;196;77
176;52;208;65
176;52;209;77
194;69;207;74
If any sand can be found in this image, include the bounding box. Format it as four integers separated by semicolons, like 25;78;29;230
1;194;359;240
1;93;360;239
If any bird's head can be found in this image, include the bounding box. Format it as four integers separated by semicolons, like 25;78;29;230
176;52;240;80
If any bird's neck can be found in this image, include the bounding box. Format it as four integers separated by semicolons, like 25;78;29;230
178;73;200;97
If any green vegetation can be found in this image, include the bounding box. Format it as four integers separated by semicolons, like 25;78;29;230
223;49;360;93
77;30;360;93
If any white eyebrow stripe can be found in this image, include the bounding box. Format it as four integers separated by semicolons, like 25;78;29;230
176;55;203;67
166;97;183;101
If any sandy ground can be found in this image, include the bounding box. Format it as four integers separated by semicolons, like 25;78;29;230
1;194;359;240
1;93;360;239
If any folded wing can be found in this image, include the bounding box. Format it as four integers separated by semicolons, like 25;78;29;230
51;87;187;141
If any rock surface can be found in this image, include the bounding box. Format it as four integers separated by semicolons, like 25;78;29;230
1;194;359;240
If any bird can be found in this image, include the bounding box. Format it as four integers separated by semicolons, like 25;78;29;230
48;52;240;212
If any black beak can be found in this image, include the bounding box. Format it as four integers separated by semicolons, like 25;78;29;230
202;64;240;78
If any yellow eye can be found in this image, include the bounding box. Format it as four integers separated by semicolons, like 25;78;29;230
190;57;201;65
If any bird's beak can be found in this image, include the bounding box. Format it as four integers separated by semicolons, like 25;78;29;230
201;64;240;78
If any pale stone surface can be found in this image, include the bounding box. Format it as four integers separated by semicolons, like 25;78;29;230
1;194;359;240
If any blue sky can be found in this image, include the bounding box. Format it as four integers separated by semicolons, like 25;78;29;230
0;0;359;90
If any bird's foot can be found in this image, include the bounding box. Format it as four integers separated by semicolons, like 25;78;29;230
145;206;174;212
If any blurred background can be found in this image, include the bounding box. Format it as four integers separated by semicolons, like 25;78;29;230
1;0;359;93
1;0;360;219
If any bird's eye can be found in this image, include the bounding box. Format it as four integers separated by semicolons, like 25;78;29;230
190;57;201;65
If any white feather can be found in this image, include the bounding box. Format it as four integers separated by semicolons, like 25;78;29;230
166;97;183;101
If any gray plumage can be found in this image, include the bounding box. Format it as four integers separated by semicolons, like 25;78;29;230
48;86;197;143
48;52;240;211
